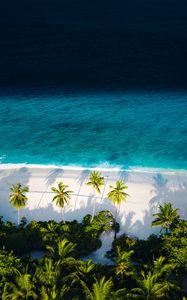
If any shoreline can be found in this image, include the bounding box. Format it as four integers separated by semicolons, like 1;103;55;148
0;163;187;174
0;163;186;239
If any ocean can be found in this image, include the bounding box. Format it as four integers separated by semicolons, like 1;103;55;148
0;22;187;170
0;88;186;169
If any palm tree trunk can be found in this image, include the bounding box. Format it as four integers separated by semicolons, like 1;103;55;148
62;207;65;224
118;203;121;216
91;198;96;222
114;206;118;239
91;189;96;222
17;208;20;226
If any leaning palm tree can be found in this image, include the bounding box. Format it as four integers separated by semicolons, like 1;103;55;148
107;181;129;238
86;171;105;221
51;182;73;223
152;202;179;234
9;183;29;226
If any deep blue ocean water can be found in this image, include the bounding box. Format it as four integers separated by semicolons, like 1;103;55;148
0;89;186;169
0;5;187;171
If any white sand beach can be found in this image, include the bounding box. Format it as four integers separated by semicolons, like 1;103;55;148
0;164;186;239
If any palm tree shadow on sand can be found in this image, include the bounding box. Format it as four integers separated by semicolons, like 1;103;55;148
150;173;186;213
74;169;90;210
117;169;130;182
128;173;187;238
34;169;65;210
24;203;62;222
45;169;64;186
1;170;186;239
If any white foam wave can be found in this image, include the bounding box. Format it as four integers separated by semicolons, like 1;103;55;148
0;163;187;175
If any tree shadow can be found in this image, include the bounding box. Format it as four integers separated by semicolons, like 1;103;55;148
150;173;187;211
24;203;62;222
130;209;158;238
65;194;115;223
76;169;90;186
119;211;135;236
130;173;187;238
45;168;64;186
117;169;130;182
153;173;168;187
0;167;31;223
74;169;90;210
1;168;186;240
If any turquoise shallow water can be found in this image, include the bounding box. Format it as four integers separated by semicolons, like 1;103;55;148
0;89;187;170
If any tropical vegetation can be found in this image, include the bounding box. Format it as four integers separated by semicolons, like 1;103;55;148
152;202;180;234
86;171;105;221
0;175;186;299
107;180;129;238
9;183;29;225
51;182;73;223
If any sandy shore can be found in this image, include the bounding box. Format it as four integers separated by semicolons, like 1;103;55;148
0;164;186;239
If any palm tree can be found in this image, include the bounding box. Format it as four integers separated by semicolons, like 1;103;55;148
152;203;179;234
107;181;129;238
81;276;113;300
3;272;37;300
76;259;95;281
152;256;175;279
51;182;73;223
34;257;60;287
86;171;105;221
128;271;170;300
40;221;58;243
46;238;76;263
40;285;69;300
113;246;134;279
9;183;29;226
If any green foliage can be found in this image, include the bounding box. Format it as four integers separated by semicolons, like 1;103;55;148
84;211;116;234
132;234;162;264
81;276;113;300
46;238;76;260
9;183;29;225
112;234;162;264
152;203;180;234
108;181;129;207
40;284;70;300
40;221;59;243
4;272;37;300
34;257;60;287
162;220;187;271
0;249;22;279
0;219;42;255
107;181;129;238
112;234;136;252
113;246;134;279
86;171;105;221
0;205;185;300
76;259;95;280
127;271;171;299
51;182;73;223
86;171;105;194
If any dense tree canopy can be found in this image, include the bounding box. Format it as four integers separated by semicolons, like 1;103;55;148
0;178;186;299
